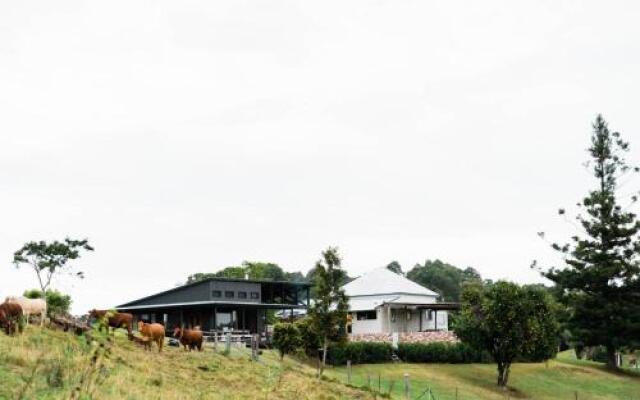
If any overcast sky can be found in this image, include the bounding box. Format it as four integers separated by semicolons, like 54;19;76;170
1;1;639;314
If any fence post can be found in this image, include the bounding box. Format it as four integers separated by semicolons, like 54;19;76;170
403;372;410;400
214;331;218;351
574;391;578;400
347;360;352;385
251;334;259;361
378;373;381;392
225;332;231;353
367;374;371;389
455;387;458;400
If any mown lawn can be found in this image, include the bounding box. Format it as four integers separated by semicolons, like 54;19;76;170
0;325;370;400
325;350;640;400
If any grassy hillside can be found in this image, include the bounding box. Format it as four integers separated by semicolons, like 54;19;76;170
3;327;640;399
0;326;371;400
325;351;640;399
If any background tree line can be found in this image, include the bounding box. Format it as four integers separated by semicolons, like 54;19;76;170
186;258;483;302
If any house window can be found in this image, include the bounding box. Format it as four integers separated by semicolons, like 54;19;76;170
212;290;222;298
238;291;247;299
356;311;377;320
250;292;259;299
427;310;433;320
225;291;234;298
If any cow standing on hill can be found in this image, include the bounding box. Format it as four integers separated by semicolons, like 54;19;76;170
88;309;133;337
138;321;165;352
0;302;24;335
5;296;46;326
173;326;203;352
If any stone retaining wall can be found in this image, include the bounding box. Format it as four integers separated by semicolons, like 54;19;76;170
349;331;458;344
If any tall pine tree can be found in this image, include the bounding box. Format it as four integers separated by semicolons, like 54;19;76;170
541;115;640;369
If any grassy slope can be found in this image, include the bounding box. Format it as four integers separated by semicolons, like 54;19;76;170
0;326;371;400
325;351;640;400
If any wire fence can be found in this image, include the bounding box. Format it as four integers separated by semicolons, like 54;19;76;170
339;361;633;400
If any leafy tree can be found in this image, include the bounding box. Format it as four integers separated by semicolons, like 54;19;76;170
272;322;301;360
407;259;481;302
23;289;72;317
386;261;403;274
243;262;286;281
185;272;217;284
13;238;93;302
308;247;349;378
284;271;306;283
186;261;289;283
295;317;321;358
538;115;640;369
455;282;558;387
214;266;247;279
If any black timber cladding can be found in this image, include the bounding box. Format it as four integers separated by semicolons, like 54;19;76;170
117;277;310;309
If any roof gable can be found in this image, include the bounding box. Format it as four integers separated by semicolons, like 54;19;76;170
342;267;439;297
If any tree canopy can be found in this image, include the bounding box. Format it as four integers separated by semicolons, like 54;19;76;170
385;261;403;275
455;281;559;387
406;259;481;302
186;261;289;283
539;115;640;368
13;238;93;302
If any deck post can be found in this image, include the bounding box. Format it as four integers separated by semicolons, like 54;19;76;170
434;310;438;331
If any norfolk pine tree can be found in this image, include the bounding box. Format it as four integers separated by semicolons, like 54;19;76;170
539;115;640;369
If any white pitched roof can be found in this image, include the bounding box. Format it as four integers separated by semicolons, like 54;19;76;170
342;267;439;297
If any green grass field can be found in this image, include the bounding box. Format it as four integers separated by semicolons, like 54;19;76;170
325;351;640;400
0;325;370;400
3;326;640;399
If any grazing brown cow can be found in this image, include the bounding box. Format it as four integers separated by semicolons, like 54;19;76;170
0;302;24;335
88;309;133;337
173;326;203;352
138;321;165;352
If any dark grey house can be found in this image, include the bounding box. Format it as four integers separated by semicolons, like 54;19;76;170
116;277;311;334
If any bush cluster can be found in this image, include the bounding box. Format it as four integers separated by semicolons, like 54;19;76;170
327;342;393;365
272;323;301;359
326;341;492;365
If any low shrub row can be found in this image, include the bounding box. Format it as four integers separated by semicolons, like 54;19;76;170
327;341;393;365
326;341;492;365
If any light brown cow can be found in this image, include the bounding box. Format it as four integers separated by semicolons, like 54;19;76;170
138;321;165;352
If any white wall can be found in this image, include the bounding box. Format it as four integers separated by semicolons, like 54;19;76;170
350;308;383;334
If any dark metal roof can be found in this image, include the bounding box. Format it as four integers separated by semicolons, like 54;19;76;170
117;300;309;311
117;277;311;308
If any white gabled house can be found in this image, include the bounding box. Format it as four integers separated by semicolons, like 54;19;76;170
342;267;458;335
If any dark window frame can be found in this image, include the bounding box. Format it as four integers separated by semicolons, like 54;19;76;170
225;291;235;298
250;292;259;299
212;290;222;298
356;310;377;320
238;291;247;299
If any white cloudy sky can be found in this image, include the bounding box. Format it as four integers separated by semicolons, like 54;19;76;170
1;1;639;314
